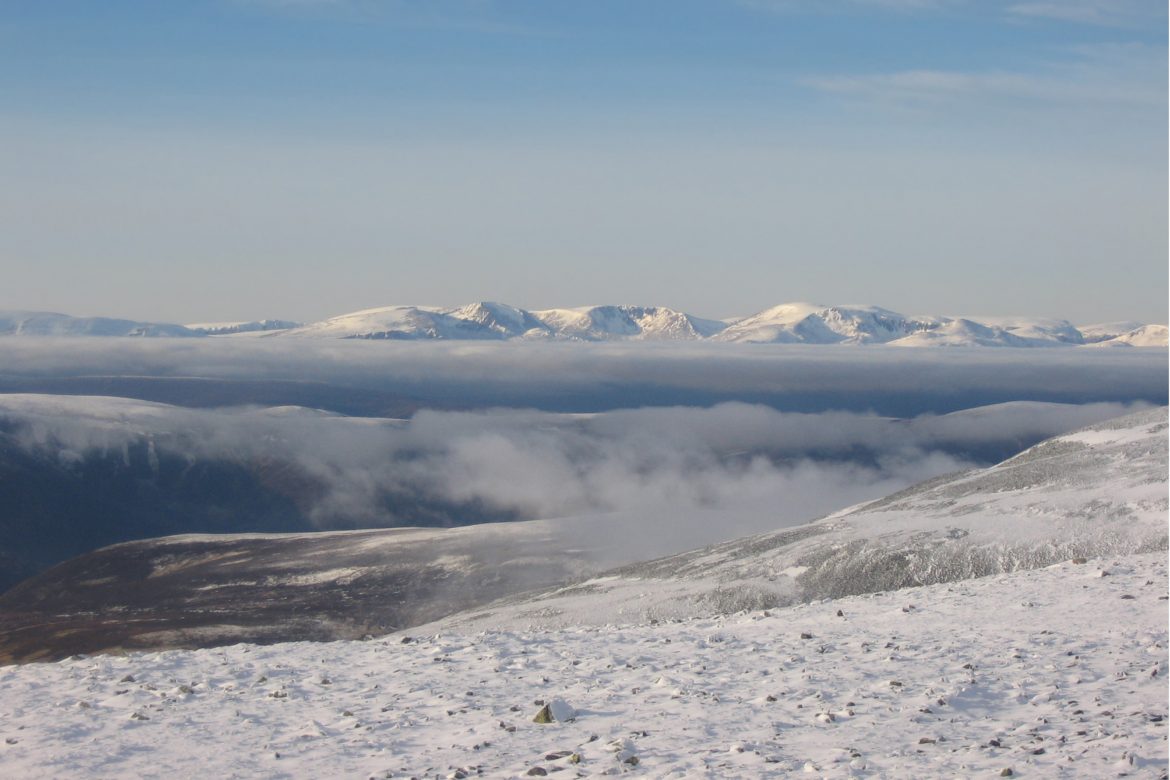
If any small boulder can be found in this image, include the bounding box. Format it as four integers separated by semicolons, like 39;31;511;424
532;698;577;724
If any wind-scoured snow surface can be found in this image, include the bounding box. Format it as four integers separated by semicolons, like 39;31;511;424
428;407;1168;632
1;303;1166;345
0;554;1165;778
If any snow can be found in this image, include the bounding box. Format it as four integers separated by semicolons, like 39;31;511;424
184;320;301;336
0;311;198;338
523;305;725;341
714;303;939;345
2;304;1167;346
0;554;1164;778
1084;326;1170;349
1079;322;1148;344
0;406;1164;776
421;407;1168;632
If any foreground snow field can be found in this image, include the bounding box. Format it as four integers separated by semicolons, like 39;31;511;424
2;553;1166;779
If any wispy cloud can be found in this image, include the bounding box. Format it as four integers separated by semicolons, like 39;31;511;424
1006;0;1166;28
738;0;957;13
801;43;1165;109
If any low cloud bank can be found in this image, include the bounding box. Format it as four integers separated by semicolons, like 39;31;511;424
0;394;1147;560
0;339;1164;416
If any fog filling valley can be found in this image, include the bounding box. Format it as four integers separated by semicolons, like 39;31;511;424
0;339;1164;590
0;338;1166;415
0;394;1152;569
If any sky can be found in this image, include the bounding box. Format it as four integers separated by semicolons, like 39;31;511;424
0;0;1166;324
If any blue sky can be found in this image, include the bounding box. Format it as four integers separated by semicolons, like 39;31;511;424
1;0;1166;323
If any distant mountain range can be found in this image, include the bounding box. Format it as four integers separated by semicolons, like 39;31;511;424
0;303;1165;347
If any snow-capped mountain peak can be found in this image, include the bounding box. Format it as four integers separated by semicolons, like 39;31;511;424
1;303;1165;347
714;302;938;344
530;304;726;341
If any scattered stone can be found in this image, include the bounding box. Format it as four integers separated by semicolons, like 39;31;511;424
120;674;136;683
1000;769;1013;777
918;737;936;745
1070;558;1087;565
836;610;844;617
545;751;572;761
525;768;547;776
800;632;813;640
400;636;414;644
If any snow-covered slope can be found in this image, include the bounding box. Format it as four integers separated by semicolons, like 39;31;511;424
1;304;1165;346
277;305;512;340
1080;321;1148;343
530;305;727;340
0;311;199;338
184;319;301;336
713;303;939;344
889;316;1089;348
0;552;1164;778
280;303;727;341
0;519;594;664
1086;325;1170;349
447;301;552;338
887;318;1034;347
712;305;1105;347
428;406;1168;632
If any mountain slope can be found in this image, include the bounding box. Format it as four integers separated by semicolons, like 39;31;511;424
1;406;1163;662
276;305;508;340
426;406;1168;632
713;303;939;344
530;305;727;340
0;311;199;338
1086;324;1170;348
184;319;301;336
0;304;1165;346
0;552;1164;777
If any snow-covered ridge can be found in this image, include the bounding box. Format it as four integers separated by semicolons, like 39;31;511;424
184;319;302;336
0;311;199;338
1;304;1166;346
426;406;1168;632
